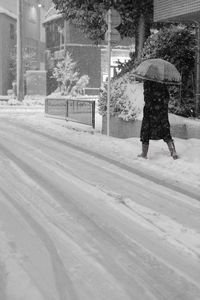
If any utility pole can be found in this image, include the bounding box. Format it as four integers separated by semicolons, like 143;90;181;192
106;9;112;137
37;1;41;70
17;0;24;101
105;7;121;136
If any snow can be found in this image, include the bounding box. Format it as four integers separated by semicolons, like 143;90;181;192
0;103;200;299
2;104;199;192
0;91;200;196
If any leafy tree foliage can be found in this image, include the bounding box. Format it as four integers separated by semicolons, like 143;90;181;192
52;0;153;54
117;25;196;117
142;25;196;117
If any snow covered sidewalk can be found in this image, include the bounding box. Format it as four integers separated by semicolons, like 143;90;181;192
1;108;199;200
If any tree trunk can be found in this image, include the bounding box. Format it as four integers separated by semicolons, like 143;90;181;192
135;15;151;61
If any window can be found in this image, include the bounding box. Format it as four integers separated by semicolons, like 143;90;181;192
10;24;15;40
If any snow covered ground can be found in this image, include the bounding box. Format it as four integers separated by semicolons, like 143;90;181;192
0;105;200;299
1;105;199;198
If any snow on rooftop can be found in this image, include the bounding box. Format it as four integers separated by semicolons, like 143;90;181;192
0;6;17;19
43;5;62;24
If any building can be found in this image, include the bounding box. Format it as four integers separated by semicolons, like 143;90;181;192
154;0;200;23
0;0;50;95
43;5;134;95
154;0;200;114
0;6;16;95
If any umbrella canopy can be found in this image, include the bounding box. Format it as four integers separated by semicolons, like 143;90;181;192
132;58;181;85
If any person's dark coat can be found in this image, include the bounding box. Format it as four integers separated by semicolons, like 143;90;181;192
140;80;172;144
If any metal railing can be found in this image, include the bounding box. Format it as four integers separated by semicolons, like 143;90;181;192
45;96;96;128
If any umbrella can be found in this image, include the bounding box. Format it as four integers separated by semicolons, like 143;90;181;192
132;58;181;85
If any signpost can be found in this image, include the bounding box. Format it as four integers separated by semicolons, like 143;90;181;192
104;8;121;136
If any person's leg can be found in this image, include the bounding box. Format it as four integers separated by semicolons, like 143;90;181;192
165;139;178;159
138;142;149;158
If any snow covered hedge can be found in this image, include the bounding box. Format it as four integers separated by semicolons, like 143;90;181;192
98;73;143;121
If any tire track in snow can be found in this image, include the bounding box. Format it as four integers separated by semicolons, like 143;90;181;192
0;259;7;300
0;180;78;300
1;124;200;299
1;119;200;201
0;225;45;300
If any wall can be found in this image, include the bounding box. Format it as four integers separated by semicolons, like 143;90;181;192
102;115;200;139
26;70;46;95
154;0;200;22
66;45;101;89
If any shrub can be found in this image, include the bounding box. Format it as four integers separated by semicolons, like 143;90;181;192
98;73;142;121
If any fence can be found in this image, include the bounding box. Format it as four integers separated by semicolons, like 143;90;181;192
45;96;96;128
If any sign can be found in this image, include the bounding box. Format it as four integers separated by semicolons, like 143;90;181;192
105;8;121;28
105;28;121;44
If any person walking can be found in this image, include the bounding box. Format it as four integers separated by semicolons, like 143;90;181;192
138;80;178;159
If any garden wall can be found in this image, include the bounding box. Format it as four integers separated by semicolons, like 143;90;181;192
102;114;200;140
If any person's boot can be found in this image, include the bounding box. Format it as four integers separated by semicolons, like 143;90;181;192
167;140;178;159
138;143;149;159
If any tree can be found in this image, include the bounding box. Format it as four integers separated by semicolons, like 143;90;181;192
52;0;153;58
52;51;90;95
141;25;196;117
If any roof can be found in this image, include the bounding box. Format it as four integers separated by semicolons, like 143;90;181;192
0;6;17;19
43;5;62;24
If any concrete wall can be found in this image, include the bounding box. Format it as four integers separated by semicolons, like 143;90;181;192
102;115;200;140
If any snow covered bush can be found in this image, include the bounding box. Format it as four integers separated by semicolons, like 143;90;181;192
98;73;143;121
7;99;22;106
52;51;90;96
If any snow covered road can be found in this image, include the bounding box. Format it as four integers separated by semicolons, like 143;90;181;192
0;117;200;300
